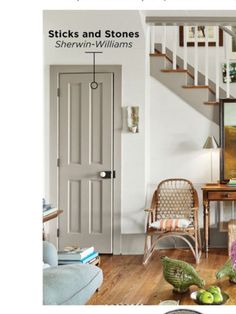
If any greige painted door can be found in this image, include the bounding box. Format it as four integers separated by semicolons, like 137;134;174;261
58;72;113;253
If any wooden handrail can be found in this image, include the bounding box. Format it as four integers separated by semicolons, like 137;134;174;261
43;209;63;223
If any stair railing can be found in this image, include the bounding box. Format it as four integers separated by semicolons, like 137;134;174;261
205;27;209;86
162;24;166;54
194;25;199;86
173;25;177;70
149;25;233;102
224;30;231;98
183;25;187;70
215;26;220;100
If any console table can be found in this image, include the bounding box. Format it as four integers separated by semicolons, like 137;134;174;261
202;184;236;256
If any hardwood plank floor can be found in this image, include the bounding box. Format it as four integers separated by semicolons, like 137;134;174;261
87;249;236;305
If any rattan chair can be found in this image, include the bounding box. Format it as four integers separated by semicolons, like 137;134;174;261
143;178;201;264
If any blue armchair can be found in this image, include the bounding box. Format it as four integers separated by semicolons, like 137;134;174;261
43;241;103;305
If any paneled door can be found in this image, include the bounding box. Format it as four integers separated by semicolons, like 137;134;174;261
58;72;114;253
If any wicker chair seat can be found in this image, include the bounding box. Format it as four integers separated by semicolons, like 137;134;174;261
143;179;202;264
147;226;195;235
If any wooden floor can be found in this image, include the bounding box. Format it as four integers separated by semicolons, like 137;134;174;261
87;249;236;305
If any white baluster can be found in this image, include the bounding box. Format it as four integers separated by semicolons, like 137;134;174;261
226;62;230;98
194;26;198;86
215;26;219;101
162;24;166;54
225;30;230;98
183;26;187;70
173;25;177;70
148;25;152;54
150;25;155;54
205;26;209;86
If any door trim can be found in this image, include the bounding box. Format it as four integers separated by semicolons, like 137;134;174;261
50;65;122;254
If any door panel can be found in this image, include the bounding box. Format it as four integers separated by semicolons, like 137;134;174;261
68;179;81;233
91;84;103;164
58;72;113;253
69;82;82;165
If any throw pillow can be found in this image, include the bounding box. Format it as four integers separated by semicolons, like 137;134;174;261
150;218;191;231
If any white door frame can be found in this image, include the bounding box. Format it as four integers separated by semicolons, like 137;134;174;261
49;65;122;254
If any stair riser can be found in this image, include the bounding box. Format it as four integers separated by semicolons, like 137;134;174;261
150;56;172;72
208;90;216;101
158;72;189;87
187;75;194;86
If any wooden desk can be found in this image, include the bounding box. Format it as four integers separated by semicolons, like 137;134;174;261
202;184;236;256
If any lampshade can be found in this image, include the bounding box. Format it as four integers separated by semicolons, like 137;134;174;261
203;136;219;149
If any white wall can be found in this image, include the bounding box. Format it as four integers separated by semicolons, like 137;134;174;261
150;77;219;183
149;77;220;227
43;10;147;235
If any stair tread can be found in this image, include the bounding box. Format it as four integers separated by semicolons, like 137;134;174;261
182;85;209;89
161;69;188;73
204;101;220;105
150;53;166;57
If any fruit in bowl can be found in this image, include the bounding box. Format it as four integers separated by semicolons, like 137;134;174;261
207;286;221;295
213;293;223;303
198;290;214;304
192;285;227;305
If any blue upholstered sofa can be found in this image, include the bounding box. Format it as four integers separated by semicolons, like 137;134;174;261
43;241;103;305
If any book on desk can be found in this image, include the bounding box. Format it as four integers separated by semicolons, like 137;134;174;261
58;247;94;260
227;179;236;187
58;247;99;265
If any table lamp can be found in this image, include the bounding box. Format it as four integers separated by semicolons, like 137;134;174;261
203;136;219;182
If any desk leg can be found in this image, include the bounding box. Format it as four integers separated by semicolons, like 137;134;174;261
203;200;209;257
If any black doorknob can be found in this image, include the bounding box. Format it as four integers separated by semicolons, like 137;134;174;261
99;171;116;179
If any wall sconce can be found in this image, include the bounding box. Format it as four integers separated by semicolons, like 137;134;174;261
127;106;139;133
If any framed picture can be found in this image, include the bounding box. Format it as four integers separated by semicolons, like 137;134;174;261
220;99;236;183
222;62;236;83
230;26;236;59
179;26;223;47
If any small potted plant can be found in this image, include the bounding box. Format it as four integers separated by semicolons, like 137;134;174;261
216;240;236;283
231;240;236;267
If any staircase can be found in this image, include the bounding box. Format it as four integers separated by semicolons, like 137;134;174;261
149;28;233;126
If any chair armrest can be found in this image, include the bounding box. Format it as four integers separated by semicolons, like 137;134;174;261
191;207;199;225
193;188;199;207
144;208;155;212
144;208;156;227
43;241;58;267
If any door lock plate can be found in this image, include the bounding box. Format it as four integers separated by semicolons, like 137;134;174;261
99;171;116;179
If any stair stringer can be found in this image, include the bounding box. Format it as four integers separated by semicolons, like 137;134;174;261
150;55;219;125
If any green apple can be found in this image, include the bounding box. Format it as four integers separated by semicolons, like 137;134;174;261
196;289;205;301
199;291;214;304
213;293;223;304
207;286;221;295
